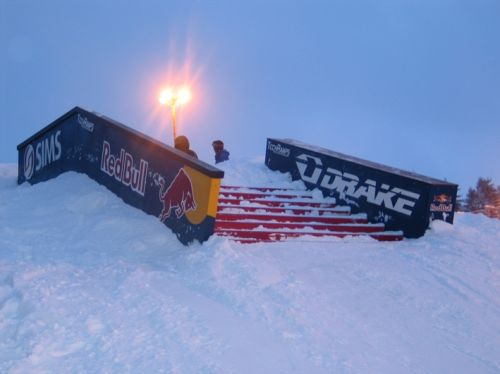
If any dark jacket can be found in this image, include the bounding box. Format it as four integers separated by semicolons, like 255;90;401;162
215;149;229;164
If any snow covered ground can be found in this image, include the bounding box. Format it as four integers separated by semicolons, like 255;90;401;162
1;159;499;373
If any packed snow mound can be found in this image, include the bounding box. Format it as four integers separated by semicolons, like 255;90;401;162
214;156;309;189
1;160;500;373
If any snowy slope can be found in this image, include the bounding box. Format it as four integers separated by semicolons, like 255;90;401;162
1;159;499;373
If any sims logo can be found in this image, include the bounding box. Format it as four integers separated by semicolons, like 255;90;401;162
23;144;35;180
24;130;62;181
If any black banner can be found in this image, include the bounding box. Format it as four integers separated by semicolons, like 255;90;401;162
17;107;224;244
265;138;458;238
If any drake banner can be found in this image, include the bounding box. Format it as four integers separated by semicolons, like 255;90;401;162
265;138;458;238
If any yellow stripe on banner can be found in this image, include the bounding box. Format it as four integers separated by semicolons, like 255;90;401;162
184;166;222;224
206;177;221;218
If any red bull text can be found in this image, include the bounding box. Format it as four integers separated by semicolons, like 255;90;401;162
100;140;148;196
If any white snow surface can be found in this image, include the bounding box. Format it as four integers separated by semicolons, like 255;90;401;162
1;159;500;373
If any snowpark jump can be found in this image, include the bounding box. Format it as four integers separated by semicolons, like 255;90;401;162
17;107;458;245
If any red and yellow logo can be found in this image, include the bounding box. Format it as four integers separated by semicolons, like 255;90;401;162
158;166;220;224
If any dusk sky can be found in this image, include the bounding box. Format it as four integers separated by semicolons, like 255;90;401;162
1;0;499;192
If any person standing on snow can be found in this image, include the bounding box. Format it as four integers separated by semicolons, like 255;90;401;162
212;140;230;164
174;135;198;159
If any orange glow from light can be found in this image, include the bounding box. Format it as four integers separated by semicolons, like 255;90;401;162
177;86;191;105
158;88;174;105
158;86;191;107
145;44;204;144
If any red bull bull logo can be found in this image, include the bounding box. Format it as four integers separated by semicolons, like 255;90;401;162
430;194;453;212
158;168;197;222
434;194;452;204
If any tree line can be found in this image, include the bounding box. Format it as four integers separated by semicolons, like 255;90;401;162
458;177;500;219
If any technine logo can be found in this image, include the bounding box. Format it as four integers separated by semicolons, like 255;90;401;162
24;130;63;181
267;141;291;157
295;153;421;216
77;113;95;133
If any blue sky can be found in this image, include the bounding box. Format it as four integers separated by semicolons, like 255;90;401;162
1;0;499;192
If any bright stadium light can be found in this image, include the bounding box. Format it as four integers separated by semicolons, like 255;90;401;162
177;86;191;106
158;86;192;143
158;88;174;105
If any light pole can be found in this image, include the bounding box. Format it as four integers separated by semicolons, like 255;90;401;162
158;86;191;144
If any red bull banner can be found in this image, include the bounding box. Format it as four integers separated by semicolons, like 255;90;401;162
265;138;458;238
17;107;224;245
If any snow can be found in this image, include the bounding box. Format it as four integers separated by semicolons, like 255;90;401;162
1;159;500;373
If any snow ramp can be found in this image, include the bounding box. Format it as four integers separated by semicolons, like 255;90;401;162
16;107;455;245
